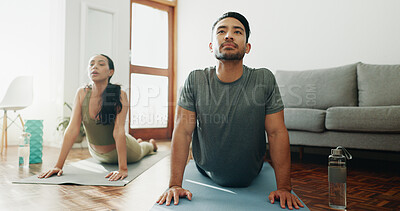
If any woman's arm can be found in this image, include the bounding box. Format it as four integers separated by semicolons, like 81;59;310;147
38;88;84;178
106;90;129;181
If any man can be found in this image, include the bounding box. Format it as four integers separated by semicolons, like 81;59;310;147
157;12;304;210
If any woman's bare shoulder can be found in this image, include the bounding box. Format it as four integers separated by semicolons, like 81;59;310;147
75;85;91;103
120;89;127;97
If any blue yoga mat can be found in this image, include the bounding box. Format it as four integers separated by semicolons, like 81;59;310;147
152;161;309;211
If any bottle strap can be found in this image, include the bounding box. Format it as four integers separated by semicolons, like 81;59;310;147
336;146;352;160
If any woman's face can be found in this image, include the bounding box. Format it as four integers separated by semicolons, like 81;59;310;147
88;55;114;82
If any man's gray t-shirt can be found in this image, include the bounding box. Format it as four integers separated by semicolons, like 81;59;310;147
178;65;284;187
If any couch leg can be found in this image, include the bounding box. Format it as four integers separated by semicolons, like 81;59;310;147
299;146;304;160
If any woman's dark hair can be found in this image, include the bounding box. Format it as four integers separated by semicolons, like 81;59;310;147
95;54;122;125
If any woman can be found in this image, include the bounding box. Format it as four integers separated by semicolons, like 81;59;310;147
39;54;157;181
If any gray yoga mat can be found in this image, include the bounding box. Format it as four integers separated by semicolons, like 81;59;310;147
152;160;310;211
13;151;169;186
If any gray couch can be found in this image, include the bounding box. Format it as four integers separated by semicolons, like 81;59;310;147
275;63;400;152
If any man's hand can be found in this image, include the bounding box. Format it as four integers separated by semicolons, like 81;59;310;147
157;186;192;206
105;169;128;181
268;189;304;210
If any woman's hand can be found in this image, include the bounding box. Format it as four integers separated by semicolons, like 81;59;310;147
105;169;128;181
38;167;63;179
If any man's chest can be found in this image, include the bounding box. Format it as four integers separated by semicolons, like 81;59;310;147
194;83;266;116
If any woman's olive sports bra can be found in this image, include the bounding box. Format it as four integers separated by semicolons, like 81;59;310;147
82;88;116;146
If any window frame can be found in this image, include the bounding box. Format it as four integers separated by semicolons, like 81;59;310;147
129;0;177;140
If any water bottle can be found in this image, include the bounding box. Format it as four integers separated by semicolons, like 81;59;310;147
328;146;352;210
18;132;31;168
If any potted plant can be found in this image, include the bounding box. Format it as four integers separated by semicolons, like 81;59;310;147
57;102;86;143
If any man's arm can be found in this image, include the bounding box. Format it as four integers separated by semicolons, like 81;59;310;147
265;110;291;191
157;106;196;206
265;110;303;210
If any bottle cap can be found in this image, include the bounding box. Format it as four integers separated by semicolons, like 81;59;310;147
331;149;342;155
21;132;31;138
332;146;353;160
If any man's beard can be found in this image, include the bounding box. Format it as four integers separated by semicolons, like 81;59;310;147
214;48;246;61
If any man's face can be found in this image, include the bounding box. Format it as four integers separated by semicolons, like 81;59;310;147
210;17;251;61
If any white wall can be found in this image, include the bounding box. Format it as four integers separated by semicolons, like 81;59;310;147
0;0;130;147
0;0;65;146
176;0;400;91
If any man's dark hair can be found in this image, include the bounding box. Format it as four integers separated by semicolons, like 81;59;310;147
212;12;251;43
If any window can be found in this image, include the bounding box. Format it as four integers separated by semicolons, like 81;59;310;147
129;0;176;139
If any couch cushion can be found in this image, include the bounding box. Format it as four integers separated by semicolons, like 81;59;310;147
326;106;400;132
276;63;358;110
284;108;326;132
357;63;400;106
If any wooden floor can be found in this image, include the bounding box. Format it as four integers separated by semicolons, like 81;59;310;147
1;143;399;210
0;142;172;211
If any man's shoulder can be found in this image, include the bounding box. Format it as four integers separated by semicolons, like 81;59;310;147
245;65;273;74
244;65;275;80
186;66;215;80
189;66;215;75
